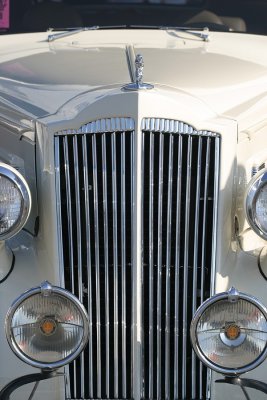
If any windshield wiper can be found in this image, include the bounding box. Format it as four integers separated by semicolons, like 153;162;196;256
47;25;127;42
160;26;210;41
128;25;210;41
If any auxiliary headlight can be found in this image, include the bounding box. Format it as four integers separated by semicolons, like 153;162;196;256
0;163;31;240
5;282;89;370
190;288;267;375
246;168;267;239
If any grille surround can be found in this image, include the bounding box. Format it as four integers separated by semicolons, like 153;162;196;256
55;117;220;400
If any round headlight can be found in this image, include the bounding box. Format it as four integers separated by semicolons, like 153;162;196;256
0;163;31;240
5;282;89;370
190;288;267;375
246;169;267;239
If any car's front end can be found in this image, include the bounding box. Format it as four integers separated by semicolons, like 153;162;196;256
1;20;267;400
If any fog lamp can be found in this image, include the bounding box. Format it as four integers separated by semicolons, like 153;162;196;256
5;282;88;370
0;163;31;240
190;287;267;375
246;169;267;239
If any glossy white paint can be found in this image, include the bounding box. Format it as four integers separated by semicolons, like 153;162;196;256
1;28;267;399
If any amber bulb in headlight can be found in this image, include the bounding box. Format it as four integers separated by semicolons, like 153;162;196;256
0;163;31;240
191;288;267;375
5;282;89;370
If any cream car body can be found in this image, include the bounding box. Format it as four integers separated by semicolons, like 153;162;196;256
1;29;267;399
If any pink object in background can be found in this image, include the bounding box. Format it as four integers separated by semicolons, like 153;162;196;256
0;0;9;29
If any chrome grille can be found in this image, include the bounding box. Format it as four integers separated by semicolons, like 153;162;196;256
55;117;220;400
141;118;220;400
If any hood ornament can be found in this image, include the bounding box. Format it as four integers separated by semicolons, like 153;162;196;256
123;54;154;91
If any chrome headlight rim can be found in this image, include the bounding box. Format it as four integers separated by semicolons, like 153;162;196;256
5;282;89;370
190;289;267;376
245;169;267;240
0;163;31;241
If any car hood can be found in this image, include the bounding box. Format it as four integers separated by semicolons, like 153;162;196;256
1;30;267;119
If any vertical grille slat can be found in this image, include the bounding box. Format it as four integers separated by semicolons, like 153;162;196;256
174;134;182;400
92;134;102;398
55;136;70;399
121;132;127;398
199;136;211;398
63;137;77;399
101;134;110;398
156;132;164;399
55;117;220;400
148;133;154;400
111;132;119;398
165;135;174;400
191;137;203;399
130;130;136;400
182;135;192;399
201;136;211;304
73;136;85;398
82;135;94;398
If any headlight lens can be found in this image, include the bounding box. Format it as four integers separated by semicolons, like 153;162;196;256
246;169;267;239
190;288;267;375
5;282;89;369
0;163;31;240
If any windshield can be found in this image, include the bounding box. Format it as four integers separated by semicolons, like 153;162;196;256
1;0;267;35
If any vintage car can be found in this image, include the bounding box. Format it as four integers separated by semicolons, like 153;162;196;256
1;0;267;399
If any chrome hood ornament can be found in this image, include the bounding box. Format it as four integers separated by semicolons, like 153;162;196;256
123;54;154;91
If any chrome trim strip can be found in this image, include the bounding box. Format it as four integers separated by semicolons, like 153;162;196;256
55;142;71;399
131;130;135;399
174;135;182;400
211;137;220;297
191;137;202;399
199;136;211;398
112;132;119;398
126;45;135;83
92;135;102;398
121;132;127;398
73;136;83;301
140;118;219;136
54;140;62;279
141;131;145;400
201;136;211;304
131;122;142;400
73;136;85;398
102;134;110;398
182;136;192;399
63;138;75;294
82;135;94;398
55;138;70;396
165;135;174;399
56;118;135;136
207;136;221;400
156;132;164;399
63;138;77;398
148;133;154;399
